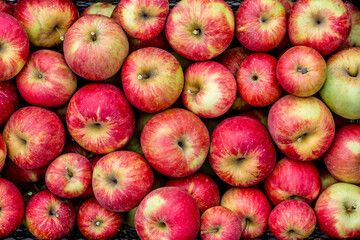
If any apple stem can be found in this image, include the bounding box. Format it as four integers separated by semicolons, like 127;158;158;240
347;203;357;212
95;220;102;226
201;228;219;234
297;67;308;74
91;32;97;41
55;27;64;41
192;29;201;36
138;74;149;80
65;167;73;178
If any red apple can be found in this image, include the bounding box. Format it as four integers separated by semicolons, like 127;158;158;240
0;80;20;127
79;155;102;199
135;186;200;240
81;2;116;17
141;108;210;178
66;83;135;154
0;0;13;15
3;106;65;169
238;109;268;128
317;161;340;193
278;0;295;17
165;0;234;61
0;135;5;173
339;1;360;49
62;140;92;158
128;30;170;53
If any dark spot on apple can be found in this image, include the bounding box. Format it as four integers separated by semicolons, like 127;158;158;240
177;140;184;149
313;15;325;26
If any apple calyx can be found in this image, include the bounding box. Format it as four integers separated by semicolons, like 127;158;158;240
297;67;309;74
201;227;220;234
287;229;303;239
313;14;325;26
251;74;259;81
346;203;357;213
65;167;73;178
259;16;268;24
90;32;97;42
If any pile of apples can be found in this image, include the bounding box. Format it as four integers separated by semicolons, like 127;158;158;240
0;0;359;239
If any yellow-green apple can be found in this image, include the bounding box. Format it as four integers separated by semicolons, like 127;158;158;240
324;123;360;184
45;153;92;198
63;14;129;81
66;83;135;154
200;206;243;240
16;49;77;108
276;46;326;97
14;0;79;47
0;81;20;126
77;197;124;240
0;135;5;172
129;30;170;53
92;151;153;212
25;190;76;240
268;95;335;161
135;186;200;240
3;106;65;169
268;200;317;240
121;47;184;113
238;109;268;128
237;53;283;107
235;0;287;52
209;116;276;187
339;1;360;49
315;182;360;239
221;187;272;239
81;2;116;17
0;178;24;238
165;0;234;61
288;0;351;56
317;161;339;193
165;172;220;214
0;0;13;15
319;47;360;119
264;157;321;205
141;108;210;177
0;12;29;82
182;61;236;118
112;0;169;41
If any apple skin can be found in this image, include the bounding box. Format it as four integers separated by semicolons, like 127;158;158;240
221;187;272;240
324;123;360;184
165;172;220;213
237;53;283;107
3;106;65;170
278;0;294;17
14;0;79;47
268;200;317;240
339;1;360;49
0;178;24;238
235;0;287;52
0;0;13;15
25;190;76;240
315;182;360;239
268;95;335;161
77;197;124;240
79;155;102;199
66;83;135;155
62;140;92;158
141;108;210;178
276;46;327;97
182;61;237;118
16;49;77;108
238;109;268;128
209;116;276;187
128;30;170;53
319;47;360;119
317;161;339;193
0;12;29;82
81;2;116;17
200;206;243;240
113;0;169;41
93;151;154;212
135;186;200;240
121;47;184;113
288;0;351;56
0;135;5;173
264;157;321;205
0;80;20;127
63;14;129;81
165;0;234;61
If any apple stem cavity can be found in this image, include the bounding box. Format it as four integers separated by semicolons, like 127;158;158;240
201;228;220;234
65;167;73;178
297;67;309;74
192;29;201;36
297;133;308;143
54;27;64;41
138;73;149;80
49;208;60;218
346;67;359;78
346;203;357;212
94;220;103;227
91;32;97;42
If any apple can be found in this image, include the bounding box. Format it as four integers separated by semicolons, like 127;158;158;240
278;0;295;16
165;0;234;61
26;190;76;240
214;47;252;77
79;155;102;199
319;47;360;119
317;161;340;193
14;0;79;47
135;186;200;240
182;61;237;118
3;106;65;170
238;109;268;128
66;83;135;155
235;0;287;52
276;46;327;97
339;1;360;49
93;151;154;212
77;197;124;240
268;95;335;161
62;140;92;158
141;108;210;178
264;157;321;205
200;206;243;240
63;14;129;81
0;80;20;127
288;0;351;56
324;123;360;184
0;12;29;82
237;53;283;107
0;0;13;15
16;49;77;108
268;200;317;240
0;135;5;173
209;116;276;187
121;47;184;113
112;0;169;41
81;2;116;17
0;178;24;238
221;187;272;239
315;182;360;239
128;30;170;53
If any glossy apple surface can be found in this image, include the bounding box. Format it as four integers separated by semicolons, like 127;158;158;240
0;81;20;127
